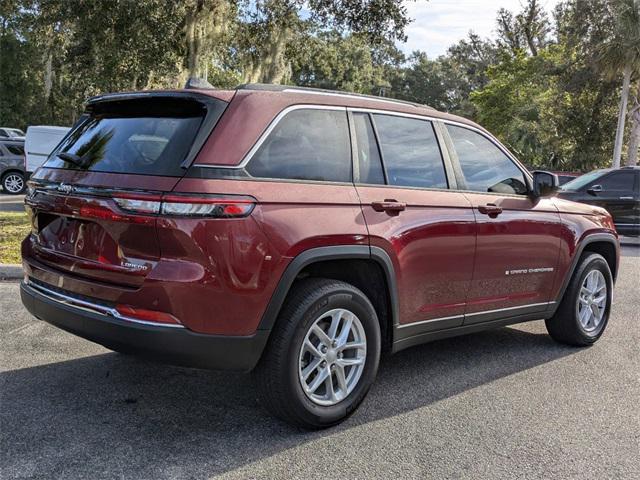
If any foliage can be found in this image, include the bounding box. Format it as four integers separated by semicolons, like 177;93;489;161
0;212;30;264
1;0;638;170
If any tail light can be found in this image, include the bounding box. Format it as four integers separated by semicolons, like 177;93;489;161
112;192;163;214
80;192;255;222
161;194;255;217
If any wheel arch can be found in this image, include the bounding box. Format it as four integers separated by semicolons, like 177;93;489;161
552;233;619;313
257;245;400;350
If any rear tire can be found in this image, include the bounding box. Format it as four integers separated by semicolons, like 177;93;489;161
545;253;612;346
254;278;381;429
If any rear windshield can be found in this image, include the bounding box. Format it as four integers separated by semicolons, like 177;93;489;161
45;97;221;176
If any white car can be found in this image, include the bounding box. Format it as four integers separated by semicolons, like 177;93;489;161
25;126;70;173
0;127;26;141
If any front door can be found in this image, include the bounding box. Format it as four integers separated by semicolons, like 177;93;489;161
444;124;562;324
582;169;639;236
351;111;476;331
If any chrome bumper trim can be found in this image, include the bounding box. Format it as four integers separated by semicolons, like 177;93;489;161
24;279;185;329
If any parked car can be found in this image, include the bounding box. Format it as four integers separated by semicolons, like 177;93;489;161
0;127;25;141
20;85;620;428
24;125;70;173
551;171;581;185
556;167;639;237
0;140;27;194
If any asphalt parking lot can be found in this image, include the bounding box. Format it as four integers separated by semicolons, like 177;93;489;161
0;193;25;212
1;244;638;479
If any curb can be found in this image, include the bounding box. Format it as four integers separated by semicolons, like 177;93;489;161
0;264;23;281
620;236;640;246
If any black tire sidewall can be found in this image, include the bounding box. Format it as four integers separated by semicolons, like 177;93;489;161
285;287;381;427
567;254;613;342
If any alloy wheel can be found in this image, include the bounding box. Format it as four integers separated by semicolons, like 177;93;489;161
298;308;367;406
3;174;24;194
576;269;607;332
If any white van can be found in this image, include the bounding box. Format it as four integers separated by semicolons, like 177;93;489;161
25;126;70;173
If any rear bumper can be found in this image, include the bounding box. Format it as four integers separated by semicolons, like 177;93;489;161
20;281;269;371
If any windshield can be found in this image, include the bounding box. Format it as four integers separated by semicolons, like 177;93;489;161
45;98;211;176
561;170;604;191
8;129;24;137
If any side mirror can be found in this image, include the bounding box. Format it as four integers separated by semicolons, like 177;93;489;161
587;184;603;196
531;170;559;198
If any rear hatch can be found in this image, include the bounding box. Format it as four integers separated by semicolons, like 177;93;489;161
24;92;228;287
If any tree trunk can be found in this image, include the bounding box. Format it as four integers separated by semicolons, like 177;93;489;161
627;120;640;166
43;50;53;101
626;92;640;166
185;7;200;78
613;64;632;168
262;25;290;84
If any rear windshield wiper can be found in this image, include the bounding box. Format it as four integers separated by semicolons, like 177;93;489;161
57;152;88;168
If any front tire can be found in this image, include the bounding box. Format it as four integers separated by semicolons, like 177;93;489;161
254;278;381;429
545;253;613;346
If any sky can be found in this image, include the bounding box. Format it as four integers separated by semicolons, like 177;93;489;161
401;0;562;58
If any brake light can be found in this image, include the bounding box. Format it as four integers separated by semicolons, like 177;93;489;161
67;190;255;223
160;194;255;218
115;304;181;325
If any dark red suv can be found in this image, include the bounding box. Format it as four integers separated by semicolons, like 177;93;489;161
21;85;619;428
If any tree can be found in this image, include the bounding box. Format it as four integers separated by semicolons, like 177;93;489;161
237;0;412;85
596;0;640;167
496;0;550;57
626;84;640;165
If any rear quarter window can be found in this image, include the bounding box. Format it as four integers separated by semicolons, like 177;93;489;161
246;108;352;183
6;144;24;156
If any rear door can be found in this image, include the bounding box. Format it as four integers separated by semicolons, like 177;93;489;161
24;94;227;287
351;110;476;331
443;124;562;324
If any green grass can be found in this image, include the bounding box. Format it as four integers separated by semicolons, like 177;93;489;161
0;211;30;264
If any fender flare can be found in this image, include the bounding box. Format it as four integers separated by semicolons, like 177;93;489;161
550;232;619;313
257;245;400;331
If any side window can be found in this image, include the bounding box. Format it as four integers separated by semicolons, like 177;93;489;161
372;114;447;189
6;145;24;156
598;172;635;191
352;113;385;185
247;109;351;182
447;125;527;195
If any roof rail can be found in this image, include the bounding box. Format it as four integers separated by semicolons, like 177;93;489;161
236;83;432;109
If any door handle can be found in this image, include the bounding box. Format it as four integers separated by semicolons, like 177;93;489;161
371;199;406;214
619;196;634;200
478;203;503;217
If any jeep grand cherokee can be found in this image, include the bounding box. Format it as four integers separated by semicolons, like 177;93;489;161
21;84;619;428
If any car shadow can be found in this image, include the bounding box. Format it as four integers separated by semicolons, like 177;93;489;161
0;324;577;479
